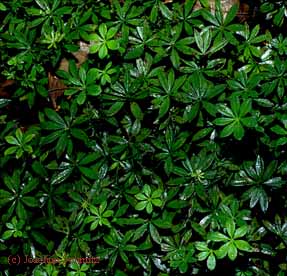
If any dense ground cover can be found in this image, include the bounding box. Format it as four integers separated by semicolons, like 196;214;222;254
1;0;287;275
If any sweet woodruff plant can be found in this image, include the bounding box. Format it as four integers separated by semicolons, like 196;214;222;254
0;0;287;275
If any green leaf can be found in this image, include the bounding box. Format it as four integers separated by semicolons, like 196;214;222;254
103;210;114;217
55;6;73;16
79;152;101;165
51;168;73;185
5;136;20;145
2;230;14;240
220;123;237;138
79;67;86;84
21;196;38;207
4;146;18;156
41;121;64;130
207;254;216;271
70;128;88;142
22;179;38;194
191;222;207;237
135;193;147;201
44;108;66;126
234;240;253;252
259;189;269;212
184;103;200;122
217;104;234;117
226;220;235;238
241;117;257;128
55;133;68;157
214;117;234;126
134;252;149;270
79;167;98;179
171;48;180;68
124;46;144;59
239;99;252;117
15;128;23;142
224;2;239;25
158;2;173;20
228;243;237;261
77;92;86;105
87;85;101;96
198;251;209;261
89;43;100;54
146;202;153;214
30;231;49;247
234;225;248;239
215;243;229;259
158;96;170;119
149;223;161;244
99;23;107;37
167;200;189;209
0;98;11;108
271;125;287;135
164;157;173;175
208;232;229;242
35;0;49;10
41;130;63;145
195;28;212;54
106;102;124;116
16;201;27;219
130;102;143;120
99;45;108;59
0;3;7;11
195;242;209;251
86;68;98;84
143;184;151;196
135;201;147;211
107;40;119;50
106;27;118;40
192;128;213;141
23;133;35;144
233;123;245;140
